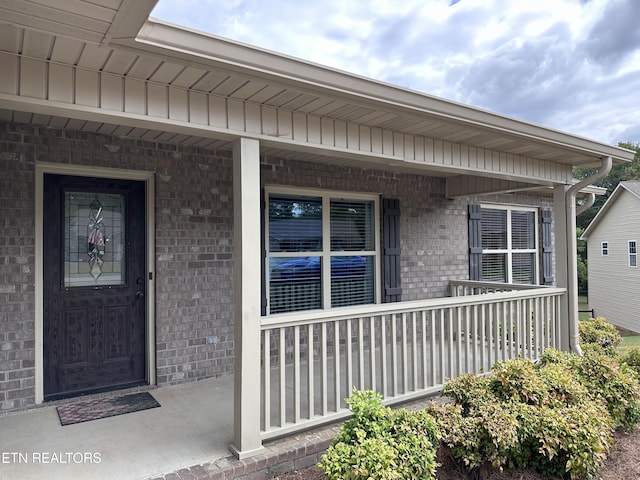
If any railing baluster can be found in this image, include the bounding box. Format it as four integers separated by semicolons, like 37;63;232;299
439;309;445;384
412;311;418;391
369;316;376;393
429;310;436;387
334;320;340;413
279;328;286;426
391;314;398;397
307;324;314;419
358;317;365;390
321;322;327;415
381;315;388;396
294;325;300;423
263;329;270;431
346;319;353;401
401;312;408;394
421;310;428;389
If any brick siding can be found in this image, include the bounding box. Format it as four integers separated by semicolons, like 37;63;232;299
0;121;554;414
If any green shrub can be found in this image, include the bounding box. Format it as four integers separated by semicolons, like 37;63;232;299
621;347;640;376
579;317;622;356
433;355;622;479
541;348;640;429
429;399;519;472
319;389;440;480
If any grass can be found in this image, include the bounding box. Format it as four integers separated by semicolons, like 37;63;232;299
619;334;640;355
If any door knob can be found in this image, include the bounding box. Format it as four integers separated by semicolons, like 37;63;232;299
136;291;145;299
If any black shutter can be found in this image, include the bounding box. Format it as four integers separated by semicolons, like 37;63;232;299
383;198;402;302
468;204;483;281
261;190;268;315
541;209;553;285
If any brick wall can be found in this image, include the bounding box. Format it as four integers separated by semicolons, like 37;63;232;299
261;157;470;300
0;124;36;413
0;121;556;415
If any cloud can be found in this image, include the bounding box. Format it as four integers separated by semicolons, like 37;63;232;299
151;0;640;145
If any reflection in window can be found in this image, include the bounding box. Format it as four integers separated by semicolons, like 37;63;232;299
267;191;377;314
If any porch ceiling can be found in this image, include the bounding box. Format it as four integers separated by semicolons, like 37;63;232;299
0;0;634;172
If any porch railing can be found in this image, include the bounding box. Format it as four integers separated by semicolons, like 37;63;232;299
260;283;565;439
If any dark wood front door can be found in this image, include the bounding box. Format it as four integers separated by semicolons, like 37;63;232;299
43;174;147;400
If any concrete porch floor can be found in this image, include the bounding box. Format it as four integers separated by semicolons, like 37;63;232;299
0;375;237;480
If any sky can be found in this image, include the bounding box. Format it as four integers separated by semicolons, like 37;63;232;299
150;0;640;147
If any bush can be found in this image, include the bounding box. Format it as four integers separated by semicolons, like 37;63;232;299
431;354;623;479
621;347;640;376
579;317;622;356
319;389;440;480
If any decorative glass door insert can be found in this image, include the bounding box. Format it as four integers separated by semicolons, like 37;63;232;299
64;192;125;287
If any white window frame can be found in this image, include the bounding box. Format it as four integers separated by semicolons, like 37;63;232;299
601;241;609;256
480;204;539;284
265;186;381;314
629;240;637;268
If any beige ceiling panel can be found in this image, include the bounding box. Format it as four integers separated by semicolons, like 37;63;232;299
0;4;107;44
262;89;303;108
76;43;112;69
149;61;184;84
126;56;162;79
280;93;319;111
245;85;285;104
102;49;137;74
0;24;21;53
190;70;229;92
300;98;342;115
27;0;118;23
50;36;84;64
229;80;268;100
211;77;250;96
22;29;53;59
2;0;112;33
171;66;208;88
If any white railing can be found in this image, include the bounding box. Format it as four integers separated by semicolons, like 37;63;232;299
260;284;565;439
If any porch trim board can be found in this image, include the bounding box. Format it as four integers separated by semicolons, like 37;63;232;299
259;284;565;440
34;162;156;405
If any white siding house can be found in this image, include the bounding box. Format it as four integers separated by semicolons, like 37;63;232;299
582;181;640;332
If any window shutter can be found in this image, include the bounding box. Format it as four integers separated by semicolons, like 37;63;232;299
468;204;483;281
260;190;267;315
541;209;553;285
382;198;401;302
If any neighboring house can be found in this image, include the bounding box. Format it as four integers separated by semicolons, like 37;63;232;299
0;0;634;458
581;181;640;333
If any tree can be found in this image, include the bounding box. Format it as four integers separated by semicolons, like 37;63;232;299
573;142;640;294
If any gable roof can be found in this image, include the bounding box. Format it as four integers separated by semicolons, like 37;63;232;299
581;181;640;239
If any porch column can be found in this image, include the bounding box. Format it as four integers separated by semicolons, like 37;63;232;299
553;184;571;351
229;137;264;459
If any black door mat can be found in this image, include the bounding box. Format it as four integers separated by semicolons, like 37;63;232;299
56;392;160;426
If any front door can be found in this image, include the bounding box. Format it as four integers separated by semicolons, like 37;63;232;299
43;174;147;400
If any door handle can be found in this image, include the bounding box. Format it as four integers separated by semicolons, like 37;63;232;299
136;291;145;299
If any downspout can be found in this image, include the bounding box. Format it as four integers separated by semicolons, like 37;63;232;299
576;193;596;216
565;156;612;354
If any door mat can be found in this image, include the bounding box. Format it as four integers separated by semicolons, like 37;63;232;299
56;392;160;426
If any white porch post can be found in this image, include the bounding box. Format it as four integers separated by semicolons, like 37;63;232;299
229;137;264;459
553;184;571;351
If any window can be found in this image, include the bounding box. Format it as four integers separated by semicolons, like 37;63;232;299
266;188;379;314
629;241;637;267
479;205;538;284
601;242;609;256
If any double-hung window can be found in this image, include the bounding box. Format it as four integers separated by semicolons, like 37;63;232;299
266;188;379;314
629;240;637;267
479;205;538;284
601;241;609;256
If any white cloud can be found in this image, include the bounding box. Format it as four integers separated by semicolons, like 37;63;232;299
151;0;640;145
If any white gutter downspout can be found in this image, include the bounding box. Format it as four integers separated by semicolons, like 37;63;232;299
565;156;612;354
576;193;596;216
